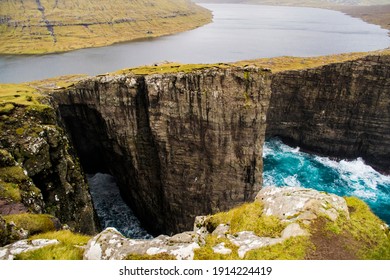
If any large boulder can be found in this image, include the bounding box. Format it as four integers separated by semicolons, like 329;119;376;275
255;186;349;223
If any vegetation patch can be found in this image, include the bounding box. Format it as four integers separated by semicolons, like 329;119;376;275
194;235;239;260
208;201;286;237
14;230;91;260
306;197;390;259
236;49;390;73
0;166;29;183
0;181;22;202
3;213;57;235
244;236;312;260
116;62;231;76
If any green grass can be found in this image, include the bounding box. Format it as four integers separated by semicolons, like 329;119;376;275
15;230;92;260
343;197;390;259
208;201;286;237
115;62;231;75
235;49;390;73
0;180;22;202
3;213;57;235
0;166;28;183
244;236;312;260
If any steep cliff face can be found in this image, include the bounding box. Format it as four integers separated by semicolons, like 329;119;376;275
267;55;390;173
52;67;271;234
0;104;98;235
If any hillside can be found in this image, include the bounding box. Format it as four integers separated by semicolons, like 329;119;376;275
195;0;390;7
0;0;212;54
195;0;390;33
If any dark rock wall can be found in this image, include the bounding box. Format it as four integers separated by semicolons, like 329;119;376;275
267;55;390;173
0;106;98;235
53;68;271;234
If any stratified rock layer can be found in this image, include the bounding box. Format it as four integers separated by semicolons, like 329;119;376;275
50;55;390;235
267;55;390;173
53;67;271;234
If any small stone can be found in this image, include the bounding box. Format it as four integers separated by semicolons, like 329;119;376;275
281;223;308;239
212;242;232;255
212;224;230;237
170;232;195;243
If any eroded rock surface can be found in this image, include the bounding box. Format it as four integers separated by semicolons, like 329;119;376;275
267;55;390;173
83;227;199;260
53;67;271;234
0;239;59;260
256;186;349;223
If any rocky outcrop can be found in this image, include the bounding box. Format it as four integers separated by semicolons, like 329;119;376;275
255;186;349;222
83;227;200;260
267;55;390;173
0;239;59;260
81;186;388;260
0;104;98;237
52;67;271;235
48;54;390;235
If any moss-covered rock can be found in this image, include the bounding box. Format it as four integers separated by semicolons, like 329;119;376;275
0;97;98;237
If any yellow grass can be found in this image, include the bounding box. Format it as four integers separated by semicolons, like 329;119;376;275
0;0;212;54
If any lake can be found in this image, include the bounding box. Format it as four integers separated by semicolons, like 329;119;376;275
0;4;389;83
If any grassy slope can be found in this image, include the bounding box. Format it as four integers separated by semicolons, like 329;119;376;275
197;0;390;31
0;0;212;54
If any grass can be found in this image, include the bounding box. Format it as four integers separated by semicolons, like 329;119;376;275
115;62;231;75
235;49;390;73
208;201;286;237
15;230;91;260
343;197;390;259
3;213;57;235
0;0;212;54
0;180;22;202
194;235;240;260
244;236;312;260
0;166;28;183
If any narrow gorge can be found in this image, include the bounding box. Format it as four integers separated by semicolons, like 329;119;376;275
1;54;390;242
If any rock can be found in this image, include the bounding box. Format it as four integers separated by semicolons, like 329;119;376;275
228;231;284;259
193;216;209;244
212;242;232;255
266;55;390;173
0;106;98;236
0;149;14;167
0;215;7;246
83;227;201;260
53;67;270;234
212;224;230;237
256;186;349;222
0;239;59;260
170;231;196;243
281;223;308;239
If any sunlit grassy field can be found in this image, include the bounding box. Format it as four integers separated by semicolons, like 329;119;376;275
0;0;212;54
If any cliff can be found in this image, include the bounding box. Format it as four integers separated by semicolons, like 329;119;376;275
1;53;390;249
52;67;271;235
0;86;98;244
267;55;390;173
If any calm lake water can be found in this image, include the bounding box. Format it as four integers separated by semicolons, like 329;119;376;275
1;4;389;83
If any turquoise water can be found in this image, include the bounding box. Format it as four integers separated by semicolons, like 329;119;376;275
263;138;390;225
